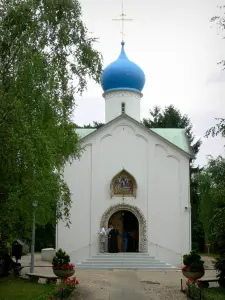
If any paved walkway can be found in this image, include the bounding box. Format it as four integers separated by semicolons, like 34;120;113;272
74;270;151;300
110;270;149;300
21;254;217;300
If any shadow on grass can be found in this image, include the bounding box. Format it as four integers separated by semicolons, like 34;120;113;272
0;276;53;300
203;287;225;300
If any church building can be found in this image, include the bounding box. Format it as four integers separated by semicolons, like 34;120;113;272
57;41;192;268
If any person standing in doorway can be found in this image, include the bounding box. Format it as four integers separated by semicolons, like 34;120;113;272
108;223;119;253
122;230;128;252
98;226;106;253
134;230;139;252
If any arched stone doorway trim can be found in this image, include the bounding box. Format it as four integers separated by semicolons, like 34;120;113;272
100;203;148;253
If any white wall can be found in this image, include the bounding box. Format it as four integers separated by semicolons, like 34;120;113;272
104;90;142;123
57;116;191;266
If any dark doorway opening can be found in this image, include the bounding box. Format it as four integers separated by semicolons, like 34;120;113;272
108;210;139;252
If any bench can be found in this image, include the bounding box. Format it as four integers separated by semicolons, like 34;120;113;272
198;278;218;288
26;273;58;284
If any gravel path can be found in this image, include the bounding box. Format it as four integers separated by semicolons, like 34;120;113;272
20;254;217;300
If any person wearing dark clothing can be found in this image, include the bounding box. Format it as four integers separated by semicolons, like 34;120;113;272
0;254;22;277
122;231;128;252
134;231;139;252
12;244;22;263
127;231;134;252
108;224;119;253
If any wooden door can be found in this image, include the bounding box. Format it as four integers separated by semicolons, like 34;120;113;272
109;211;123;251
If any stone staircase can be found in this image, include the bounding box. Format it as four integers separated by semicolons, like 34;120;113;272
76;252;176;270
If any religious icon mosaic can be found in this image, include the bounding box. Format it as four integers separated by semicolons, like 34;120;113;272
111;170;137;197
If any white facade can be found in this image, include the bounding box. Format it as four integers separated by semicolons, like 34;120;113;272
104;90;143;122
57;114;191;267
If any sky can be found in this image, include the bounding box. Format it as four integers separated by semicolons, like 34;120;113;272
74;0;225;166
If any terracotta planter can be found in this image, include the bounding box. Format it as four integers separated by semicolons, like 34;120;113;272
53;268;75;279
182;269;205;280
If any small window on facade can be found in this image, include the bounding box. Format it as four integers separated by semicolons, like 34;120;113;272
121;102;125;114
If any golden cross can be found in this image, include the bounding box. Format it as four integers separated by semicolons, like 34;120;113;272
112;0;133;41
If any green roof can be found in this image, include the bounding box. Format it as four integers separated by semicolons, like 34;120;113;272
76;127;191;155
76;128;96;139
151;128;190;154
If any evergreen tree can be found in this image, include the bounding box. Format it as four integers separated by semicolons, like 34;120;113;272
198;156;225;254
82;121;104;129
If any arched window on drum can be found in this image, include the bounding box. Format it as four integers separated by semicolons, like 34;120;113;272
121;102;126;114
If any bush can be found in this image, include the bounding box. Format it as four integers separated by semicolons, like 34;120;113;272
183;250;204;272
214;256;225;288
52;249;74;270
38;277;79;300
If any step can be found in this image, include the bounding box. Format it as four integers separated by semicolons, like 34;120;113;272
84;257;161;262
82;261;166;265
92;253;151;256
90;255;154;258
75;253;176;270
83;259;165;264
76;265;176;270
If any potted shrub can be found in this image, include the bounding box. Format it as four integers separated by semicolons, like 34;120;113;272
182;250;205;280
214;256;225;287
52;248;75;279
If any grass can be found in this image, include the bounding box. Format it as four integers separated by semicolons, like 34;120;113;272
203;287;225;300
0;276;53;300
201;253;219;258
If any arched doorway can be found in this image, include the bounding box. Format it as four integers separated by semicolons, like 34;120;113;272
109;210;139;252
100;203;148;253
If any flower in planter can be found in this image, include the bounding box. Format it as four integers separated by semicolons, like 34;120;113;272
186;278;199;288
53;263;75;270
186;278;200;298
61;276;79;289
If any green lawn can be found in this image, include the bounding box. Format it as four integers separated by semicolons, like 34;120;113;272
0;277;53;300
201;253;219;258
204;287;225;300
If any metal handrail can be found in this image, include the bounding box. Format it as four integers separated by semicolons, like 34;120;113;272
69;241;98;255
148;241;181;256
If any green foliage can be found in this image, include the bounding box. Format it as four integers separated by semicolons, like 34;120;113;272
0;277;52;300
206;118;225;141
52;248;70;267
142;105;202;157
183;250;204;271
83;121;104;129
211;5;225;70
0;0;102;242
203;287;225;300
198;156;225;253
35;224;55;252
214;257;225;288
38;277;78;300
186;281;201;300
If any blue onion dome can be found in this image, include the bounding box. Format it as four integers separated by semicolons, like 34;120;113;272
101;41;146;93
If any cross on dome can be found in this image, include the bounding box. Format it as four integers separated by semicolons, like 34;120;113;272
112;0;133;42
